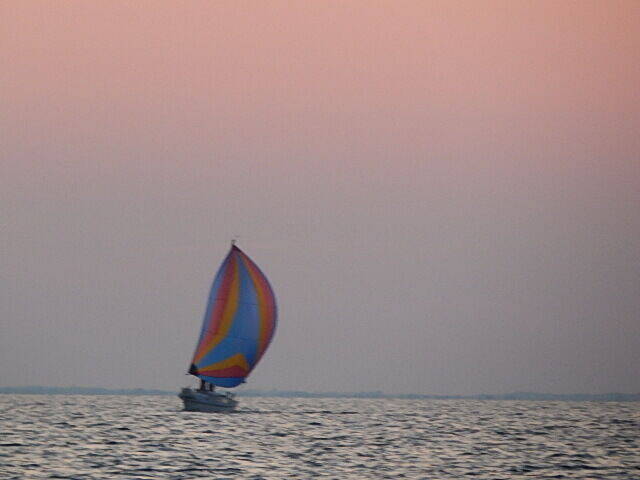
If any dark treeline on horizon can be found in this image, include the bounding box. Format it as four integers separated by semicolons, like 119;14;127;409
1;386;638;402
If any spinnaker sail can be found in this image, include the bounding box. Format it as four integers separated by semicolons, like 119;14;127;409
188;245;277;387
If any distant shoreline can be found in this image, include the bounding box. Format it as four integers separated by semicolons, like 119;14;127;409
0;386;638;402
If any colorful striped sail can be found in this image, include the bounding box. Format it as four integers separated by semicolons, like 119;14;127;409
188;244;277;387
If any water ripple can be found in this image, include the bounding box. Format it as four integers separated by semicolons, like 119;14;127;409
0;395;638;479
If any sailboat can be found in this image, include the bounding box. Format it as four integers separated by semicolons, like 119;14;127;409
179;242;277;412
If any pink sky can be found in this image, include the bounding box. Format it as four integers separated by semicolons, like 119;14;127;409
4;1;639;175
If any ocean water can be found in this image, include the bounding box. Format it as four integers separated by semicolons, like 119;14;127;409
0;395;638;479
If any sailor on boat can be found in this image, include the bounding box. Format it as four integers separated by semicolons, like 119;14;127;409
198;379;215;392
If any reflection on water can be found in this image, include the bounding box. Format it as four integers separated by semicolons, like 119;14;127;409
1;395;638;478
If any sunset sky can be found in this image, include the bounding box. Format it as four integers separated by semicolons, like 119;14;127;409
1;1;639;394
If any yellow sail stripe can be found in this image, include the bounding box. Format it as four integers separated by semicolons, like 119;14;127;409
199;353;249;373
193;256;240;364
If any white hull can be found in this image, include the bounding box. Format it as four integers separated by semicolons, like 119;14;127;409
179;388;238;412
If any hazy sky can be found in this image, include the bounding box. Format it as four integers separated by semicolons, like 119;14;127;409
2;1;639;395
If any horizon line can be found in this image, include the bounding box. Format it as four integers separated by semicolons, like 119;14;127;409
1;386;638;401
